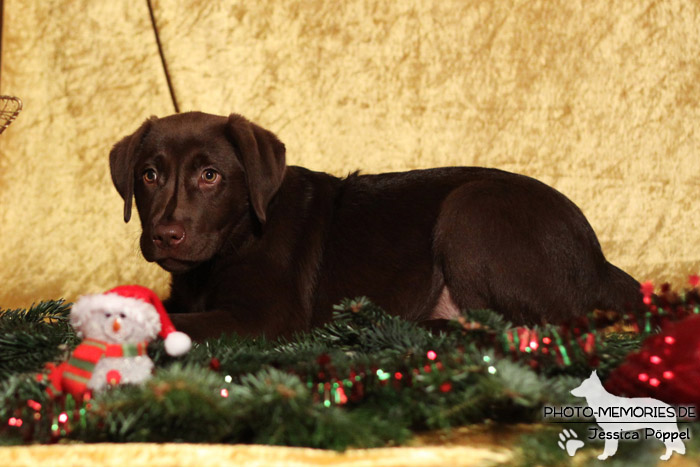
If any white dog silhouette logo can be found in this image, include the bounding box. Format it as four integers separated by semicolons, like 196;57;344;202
570;371;686;461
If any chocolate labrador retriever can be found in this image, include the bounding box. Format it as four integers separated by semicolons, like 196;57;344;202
109;111;641;340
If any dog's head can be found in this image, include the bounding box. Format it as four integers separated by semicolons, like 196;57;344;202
570;370;602;398
109;112;286;273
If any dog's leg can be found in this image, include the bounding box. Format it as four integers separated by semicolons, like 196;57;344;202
431;216;491;320
599;433;619;460
433;180;614;324
673;435;687;455
661;430;686;460
660;446;672;461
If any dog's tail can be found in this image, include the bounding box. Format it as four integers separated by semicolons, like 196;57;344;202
597;262;644;312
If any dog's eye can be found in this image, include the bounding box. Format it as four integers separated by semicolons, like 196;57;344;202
201;169;220;184
143;169;158;184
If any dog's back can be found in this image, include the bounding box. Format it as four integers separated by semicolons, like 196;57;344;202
314;166;641;325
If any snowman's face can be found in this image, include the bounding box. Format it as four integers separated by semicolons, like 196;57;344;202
71;295;161;344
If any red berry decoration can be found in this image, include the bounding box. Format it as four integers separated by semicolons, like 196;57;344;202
605;314;700;405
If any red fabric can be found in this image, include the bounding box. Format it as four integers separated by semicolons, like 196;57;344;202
606;314;700;406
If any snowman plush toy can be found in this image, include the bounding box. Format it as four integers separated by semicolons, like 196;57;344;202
43;285;191;400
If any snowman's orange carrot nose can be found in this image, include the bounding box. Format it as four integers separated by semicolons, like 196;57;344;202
113;319;121;332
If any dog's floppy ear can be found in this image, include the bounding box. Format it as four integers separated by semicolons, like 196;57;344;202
109;117;156;222
226;114;286;225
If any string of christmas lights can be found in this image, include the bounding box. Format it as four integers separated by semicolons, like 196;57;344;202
2;277;700;446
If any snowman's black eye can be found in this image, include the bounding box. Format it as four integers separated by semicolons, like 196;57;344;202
119;313;126;319
105;312;112;318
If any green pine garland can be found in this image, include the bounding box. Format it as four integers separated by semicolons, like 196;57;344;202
0;296;698;464
0;300;77;380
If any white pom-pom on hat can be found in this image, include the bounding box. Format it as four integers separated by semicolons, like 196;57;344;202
103;285;192;356
164;331;192;356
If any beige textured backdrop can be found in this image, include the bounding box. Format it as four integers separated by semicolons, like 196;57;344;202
1;0;698;308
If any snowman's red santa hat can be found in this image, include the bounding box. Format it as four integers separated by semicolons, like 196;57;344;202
73;285;192;356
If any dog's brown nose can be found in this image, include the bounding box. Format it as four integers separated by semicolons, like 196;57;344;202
153;223;185;249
